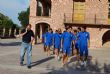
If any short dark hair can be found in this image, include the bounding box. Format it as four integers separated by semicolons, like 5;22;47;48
82;26;87;30
77;27;81;31
74;29;77;33
27;24;32;27
65;26;71;30
49;28;52;31
55;30;58;32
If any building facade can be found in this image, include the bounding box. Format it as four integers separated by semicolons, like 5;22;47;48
29;0;110;48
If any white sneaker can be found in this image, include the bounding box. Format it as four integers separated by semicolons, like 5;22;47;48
80;61;84;66
84;61;87;67
57;56;60;61
76;65;81;69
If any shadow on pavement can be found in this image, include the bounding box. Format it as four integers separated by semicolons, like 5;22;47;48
31;56;54;67
41;56;110;74
104;63;110;73
0;42;21;46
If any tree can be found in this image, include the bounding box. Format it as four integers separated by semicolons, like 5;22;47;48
0;12;19;37
0;13;14;28
18;7;30;27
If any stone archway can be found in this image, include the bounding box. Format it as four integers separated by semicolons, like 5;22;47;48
35;22;50;44
102;30;110;46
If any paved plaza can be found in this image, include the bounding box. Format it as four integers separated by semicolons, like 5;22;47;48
0;38;110;74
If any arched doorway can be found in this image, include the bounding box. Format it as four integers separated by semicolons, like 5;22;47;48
35;23;50;44
102;30;110;46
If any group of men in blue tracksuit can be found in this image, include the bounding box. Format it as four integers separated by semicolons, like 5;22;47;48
42;26;90;67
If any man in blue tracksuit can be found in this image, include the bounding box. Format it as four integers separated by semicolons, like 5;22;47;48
76;27;81;54
78;26;90;66
45;28;53;56
74;27;82;62
53;30;62;60
61;27;76;66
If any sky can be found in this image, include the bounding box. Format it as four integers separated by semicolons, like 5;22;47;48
0;0;30;26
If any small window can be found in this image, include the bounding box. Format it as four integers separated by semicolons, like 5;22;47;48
108;14;110;18
74;0;85;2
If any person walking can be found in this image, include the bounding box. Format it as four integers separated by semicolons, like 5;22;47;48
20;24;35;69
61;27;76;66
45;28;53;56
53;29;62;60
78;26;90;67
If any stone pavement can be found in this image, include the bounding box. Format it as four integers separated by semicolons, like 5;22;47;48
0;38;110;74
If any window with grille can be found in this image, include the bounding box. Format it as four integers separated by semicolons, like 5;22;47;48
73;0;85;2
108;3;110;18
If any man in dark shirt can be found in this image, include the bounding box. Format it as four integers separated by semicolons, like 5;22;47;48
20;24;34;69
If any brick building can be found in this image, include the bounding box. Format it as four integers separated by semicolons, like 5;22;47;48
29;0;110;48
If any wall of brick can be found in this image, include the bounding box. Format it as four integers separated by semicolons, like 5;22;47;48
87;28;109;48
85;0;108;24
29;0;110;47
30;0;37;17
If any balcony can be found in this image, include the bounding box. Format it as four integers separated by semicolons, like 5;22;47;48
64;13;110;28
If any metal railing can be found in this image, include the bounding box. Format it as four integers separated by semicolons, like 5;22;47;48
64;13;109;25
